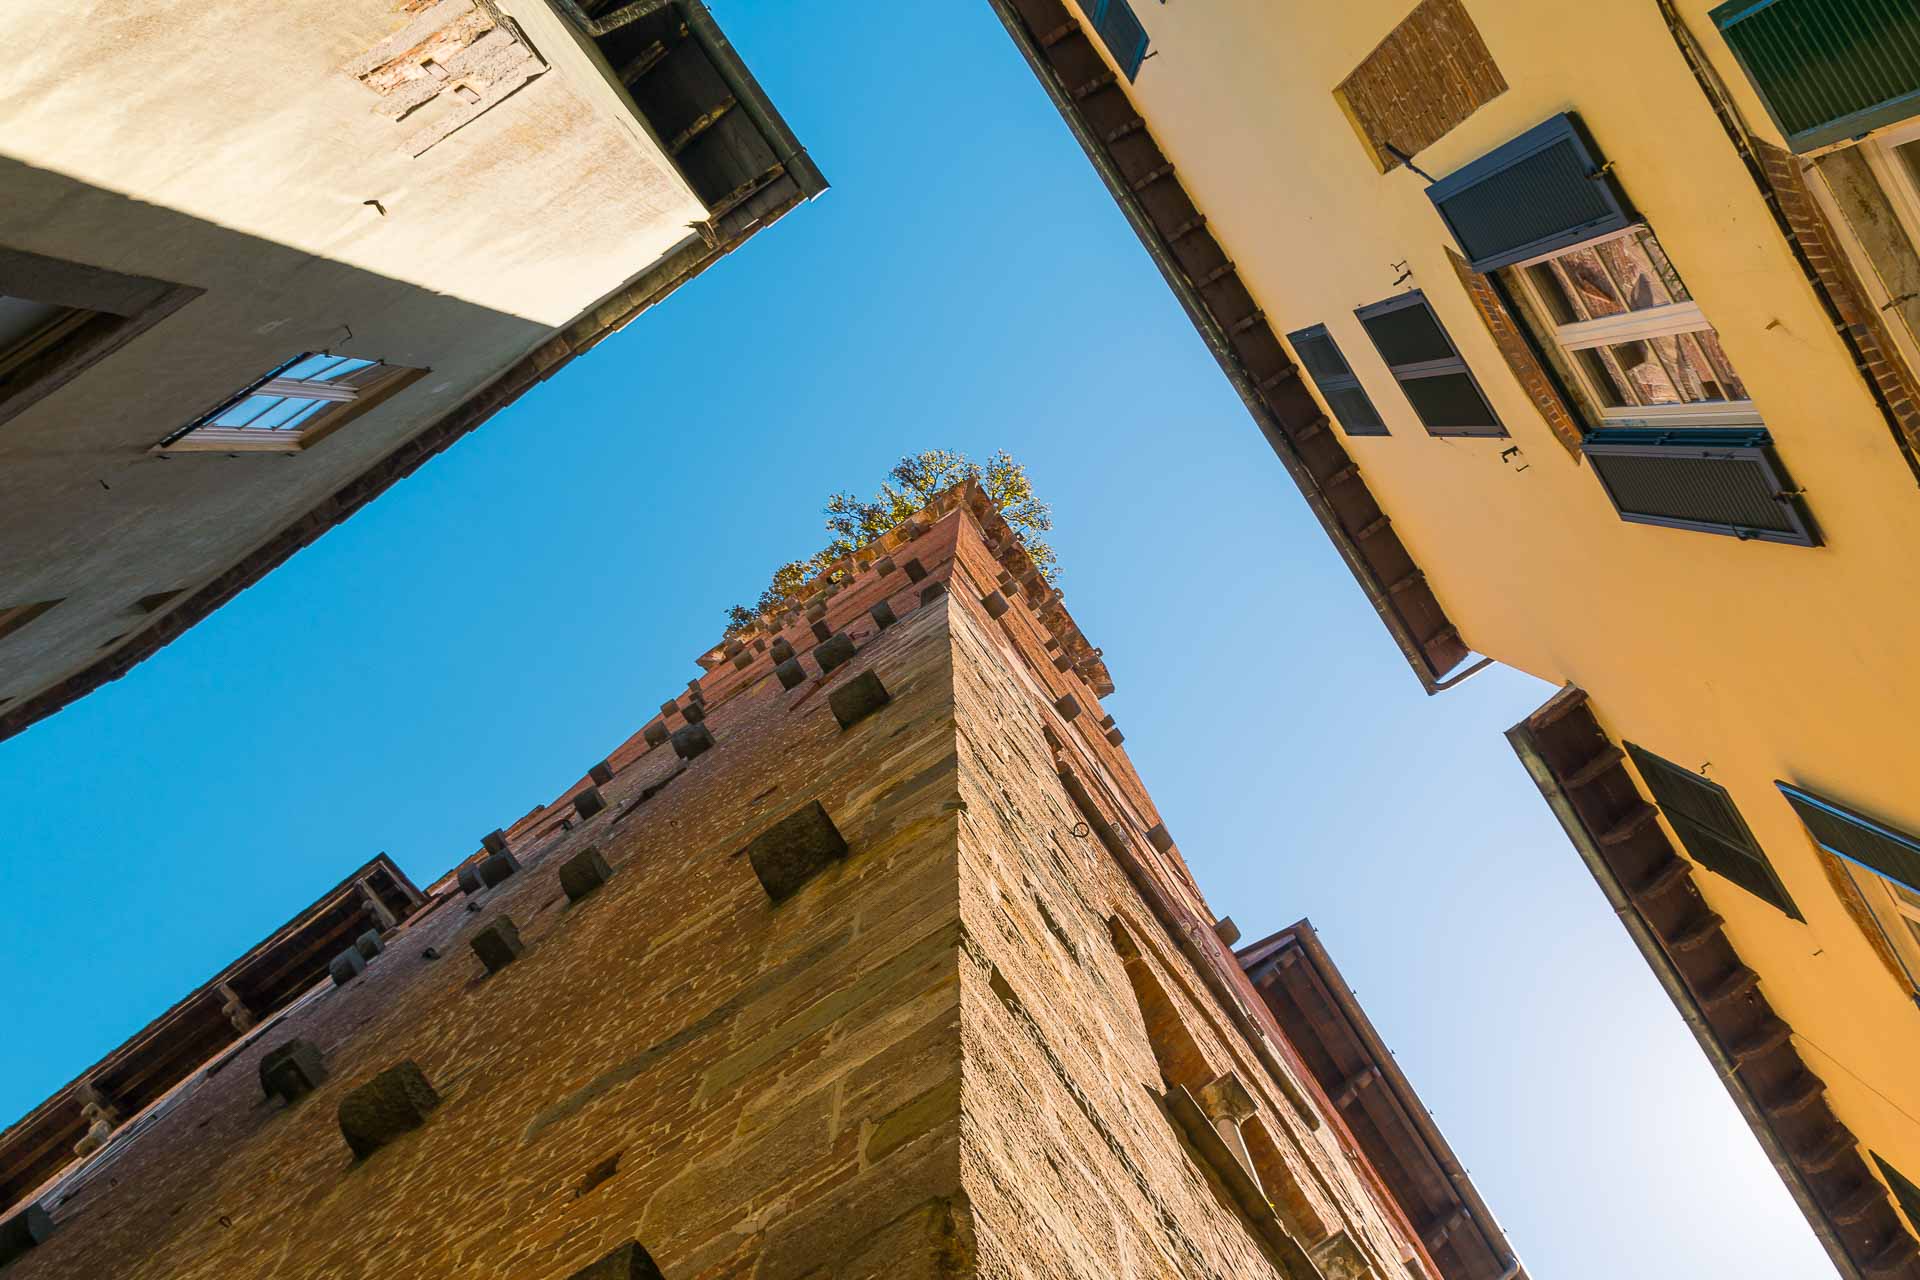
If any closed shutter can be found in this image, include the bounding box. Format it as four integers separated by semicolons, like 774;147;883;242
1354;292;1505;437
1872;1154;1920;1232
1713;0;1920;153
1424;113;1633;273
1091;0;1150;82
1285;325;1387;436
1778;782;1920;894
1626;744;1803;920
1582;427;1819;546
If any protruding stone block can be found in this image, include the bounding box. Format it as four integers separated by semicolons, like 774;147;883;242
260;1039;327;1105
671;723;714;760
354;930;384;960
1213;917;1242;947
876;555;897;576
0;1204;53;1266
337;1061;440;1159
775;657;807;690
471;916;524;973
573;786;606;820
722;637;744;657
560;846;613;902
805;598;828;621
659;699;680;719
1146;823;1174;853
903;557;928;582
981;590;1009;618
1052;653;1073;672
481;829;508;855
567;1241;666;1280
810;619;833;642
920;582;947;605
769;636;795;663
1099;714;1116;729
642;720;669;748
813;632;855;674
479;851;519;888
1106;727;1126;747
1053;693;1082;721
681;700;706;724
458;863;483;894
829;670;890;729
731;650;752;670
869;600;897;630
589;760;614;785
744;801;849;904
329;948;366;987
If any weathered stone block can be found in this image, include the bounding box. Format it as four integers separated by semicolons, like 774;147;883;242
811;620;834;643
1212;917;1241;946
659;699;680;719
574;786;606;820
681;700;706;724
642;720;669;748
870;600;897;630
481;829;508;855
672;723;715;760
1146;823;1173;853
829;670;891;730
589;760;614;785
0;1204;53;1266
744;801;849;904
813;633;855;674
354;930;384;960
457;862;484;895
1106;727;1125;747
1053;693;1081;721
903;558;927;582
919;582;947;605
770;636;795;663
471;916;523;973
567;1241;665;1280
337;1061;440;1159
775;657;807;690
732;650;753;670
260;1039;326;1105
329;948;365;987
805;599;828;621
876;555;897;576
560;846;613;902
479;851;519;888
980;591;1009;618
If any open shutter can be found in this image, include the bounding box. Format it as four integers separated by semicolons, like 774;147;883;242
1713;0;1920;153
1286;325;1387;436
1090;0;1150;81
1583;427;1819;546
1627;744;1803;920
1354;292;1504;437
1778;782;1920;893
1425;113;1633;273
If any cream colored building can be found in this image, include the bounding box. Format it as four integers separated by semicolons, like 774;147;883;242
988;1;1920;1275
0;0;820;739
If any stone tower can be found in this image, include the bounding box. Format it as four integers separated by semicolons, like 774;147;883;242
0;482;1512;1279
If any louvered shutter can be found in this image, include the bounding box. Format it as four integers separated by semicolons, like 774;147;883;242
1286;325;1387;436
1713;0;1920;153
1583;428;1819;546
1626;744;1803;920
1091;0;1150;81
1354;292;1504;437
1425;114;1633;273
1778;782;1920;893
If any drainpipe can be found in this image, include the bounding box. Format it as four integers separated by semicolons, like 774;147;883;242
1508;723;1864;1280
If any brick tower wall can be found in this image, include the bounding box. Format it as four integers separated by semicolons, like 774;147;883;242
3;485;1429;1280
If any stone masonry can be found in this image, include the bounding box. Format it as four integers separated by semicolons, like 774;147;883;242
0;483;1450;1279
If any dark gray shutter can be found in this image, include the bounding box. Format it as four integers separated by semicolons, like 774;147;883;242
1713;0;1920;153
1626;744;1803;920
1285;324;1387;437
1091;0;1150;81
1425;114;1633;273
1778;782;1920;894
1582;428;1819;546
1354;292;1505;437
1873;1155;1920;1231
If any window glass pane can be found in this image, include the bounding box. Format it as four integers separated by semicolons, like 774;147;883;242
1594;230;1690;311
1896;139;1920;195
1361;304;1454;367
212;394;284;427
1544;248;1625;320
1525;264;1580;325
1691;329;1748;401
1401;371;1499;430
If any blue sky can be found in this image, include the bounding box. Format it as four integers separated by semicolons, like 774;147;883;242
0;4;1830;1276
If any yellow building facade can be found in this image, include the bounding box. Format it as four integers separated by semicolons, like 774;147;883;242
987;1;1920;1276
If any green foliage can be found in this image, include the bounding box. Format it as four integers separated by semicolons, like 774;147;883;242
725;449;1056;635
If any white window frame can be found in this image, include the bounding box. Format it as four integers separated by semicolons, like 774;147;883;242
1810;117;1920;379
1507;226;1762;429
155;353;421;454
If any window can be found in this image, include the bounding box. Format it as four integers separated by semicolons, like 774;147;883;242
1779;781;1920;898
156;353;421;453
1507;227;1755;428
1354;292;1504;437
0;245;199;431
1626;744;1803;920
1088;0;1149;82
1285;324;1387;436
1712;0;1920;154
